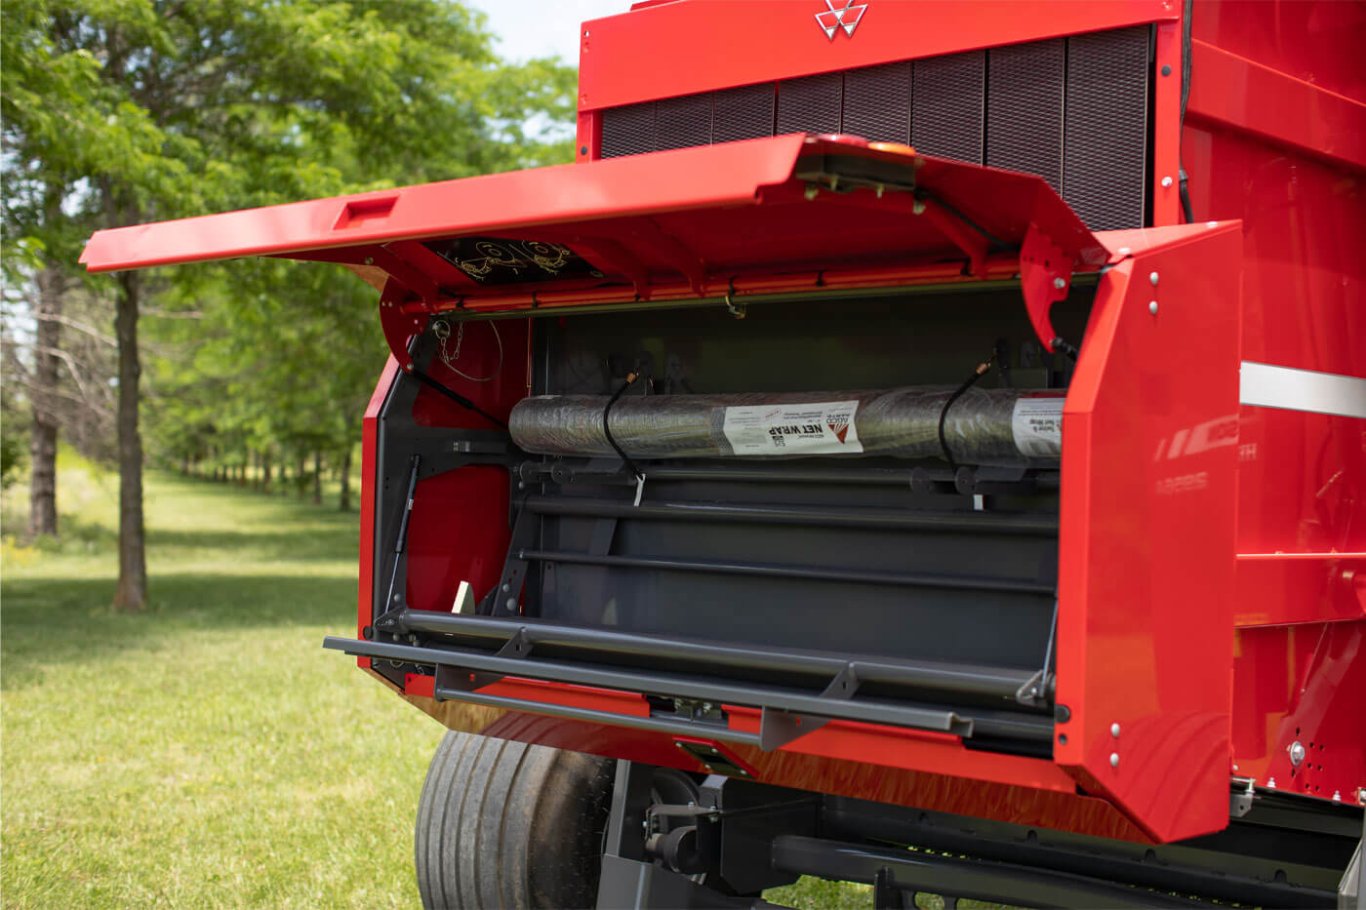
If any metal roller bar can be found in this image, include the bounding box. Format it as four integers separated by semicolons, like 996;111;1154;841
322;636;1057;743
393;610;1047;706
518;548;1056;595
527;462;1061;490
523;494;1059;536
432;686;767;748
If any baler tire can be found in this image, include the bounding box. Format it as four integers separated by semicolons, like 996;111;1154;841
415;731;615;910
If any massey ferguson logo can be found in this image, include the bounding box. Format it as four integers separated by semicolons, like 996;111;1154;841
827;412;852;443
816;0;867;40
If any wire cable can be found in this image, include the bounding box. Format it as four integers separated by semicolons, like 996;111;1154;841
938;355;996;469
602;372;645;483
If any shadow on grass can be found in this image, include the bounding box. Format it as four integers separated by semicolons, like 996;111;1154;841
0;572;360;691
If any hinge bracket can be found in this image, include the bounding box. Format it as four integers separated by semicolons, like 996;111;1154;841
1020;223;1072;353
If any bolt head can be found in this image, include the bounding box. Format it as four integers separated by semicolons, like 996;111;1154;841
1110;722;1121;737
1161;176;1174;188
1149;271;1160;286
1288;740;1306;766
1109;753;1120;768
505;597;517;611
1052;277;1067;290
1148;301;1159;315
501;583;510;593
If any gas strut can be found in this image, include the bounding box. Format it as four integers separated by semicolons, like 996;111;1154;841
378;454;421;631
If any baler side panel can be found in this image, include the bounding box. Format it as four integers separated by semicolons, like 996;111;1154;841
1178;1;1366;804
1055;223;1243;842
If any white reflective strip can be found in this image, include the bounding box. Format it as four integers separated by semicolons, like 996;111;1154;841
1240;361;1366;419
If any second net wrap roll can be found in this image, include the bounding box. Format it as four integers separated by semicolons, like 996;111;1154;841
509;387;1063;466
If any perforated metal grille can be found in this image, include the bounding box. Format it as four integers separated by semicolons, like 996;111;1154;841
595;28;1151;229
656;93;712;151
776;72;843;135
712;83;775;144
1064;27;1150;230
600;102;656;159
842;62;912;144
987;40;1064;191
911;51;985;164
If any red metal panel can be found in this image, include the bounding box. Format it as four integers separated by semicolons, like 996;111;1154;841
1176;2;1366;810
1234;555;1366;628
1149;22;1183;226
1186;39;1366;172
81;136;1105;362
1054;222;1243;842
356;357;401;669
1231;621;1366;804
1190;0;1366;100
577;0;1175;112
79;137;809;272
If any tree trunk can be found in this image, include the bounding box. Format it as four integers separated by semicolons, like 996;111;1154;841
312;450;323;504
262;451;272;492
295;453;306;498
113;270;148;613
27;266;64;538
339;447;352;511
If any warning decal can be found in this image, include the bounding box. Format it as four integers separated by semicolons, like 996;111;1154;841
722;400;863;456
1011;397;1064;457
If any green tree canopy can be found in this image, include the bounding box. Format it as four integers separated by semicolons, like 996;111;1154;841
2;0;576;608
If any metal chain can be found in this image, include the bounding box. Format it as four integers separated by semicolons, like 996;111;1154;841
432;318;503;383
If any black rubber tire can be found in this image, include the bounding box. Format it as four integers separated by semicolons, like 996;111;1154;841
415;731;615;909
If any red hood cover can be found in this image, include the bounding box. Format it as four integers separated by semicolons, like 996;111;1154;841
81;134;1104;311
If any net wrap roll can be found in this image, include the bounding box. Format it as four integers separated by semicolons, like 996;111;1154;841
509;387;1063;467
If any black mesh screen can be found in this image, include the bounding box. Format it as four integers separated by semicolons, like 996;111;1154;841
656;93;712;151
776;72;843;135
600;102;656;159
712;83;775;144
596;29;1150;229
987;40;1064;191
842;62;912;144
911;51;986;164
1064;27;1150;230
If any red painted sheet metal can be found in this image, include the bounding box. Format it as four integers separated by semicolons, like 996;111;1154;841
80;136;809;272
1231;621;1366;803
578;0;1175;112
1186;39;1366;171
1054;221;1243;842
81;136;1104;329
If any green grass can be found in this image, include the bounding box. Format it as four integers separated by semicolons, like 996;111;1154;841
2;456;446;908
1;455;879;908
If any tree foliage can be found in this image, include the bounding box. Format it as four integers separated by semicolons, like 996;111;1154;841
1;0;576;597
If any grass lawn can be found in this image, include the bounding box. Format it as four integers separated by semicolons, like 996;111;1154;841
2;458;445;908
1;457;877;908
